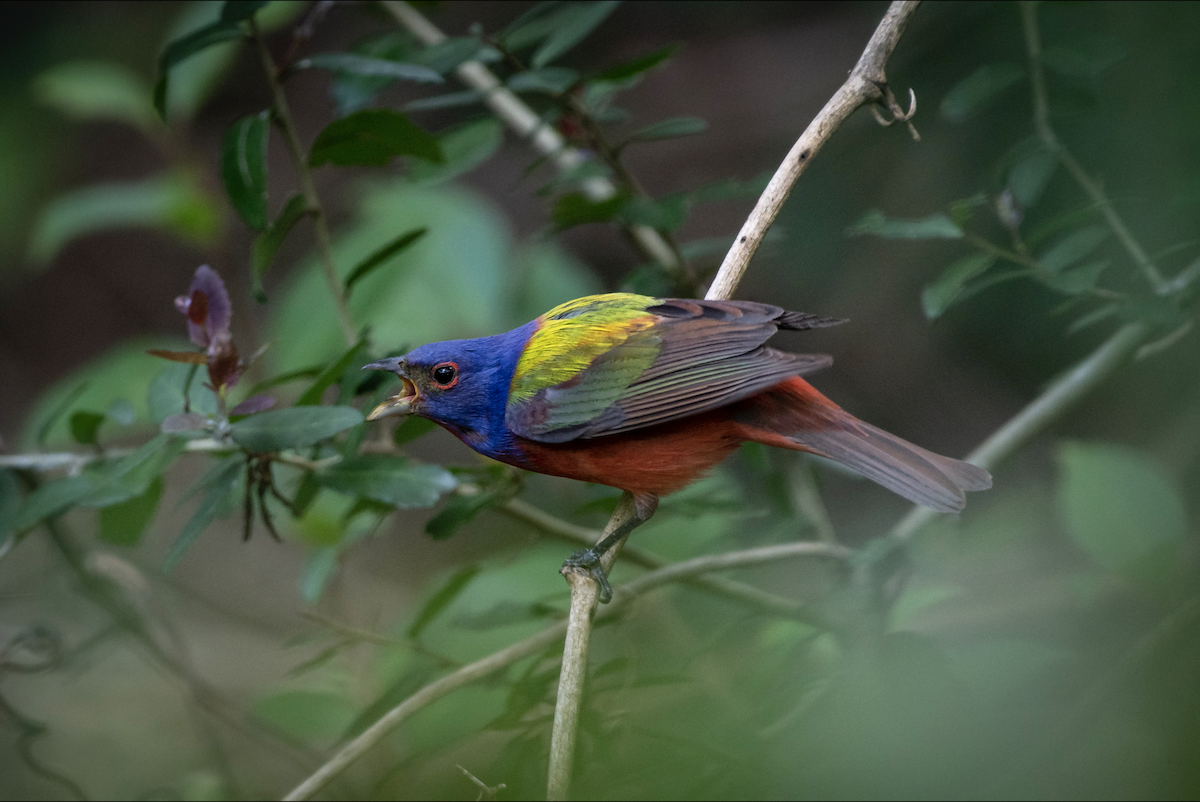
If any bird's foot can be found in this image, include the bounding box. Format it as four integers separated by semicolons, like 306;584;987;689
562;549;613;604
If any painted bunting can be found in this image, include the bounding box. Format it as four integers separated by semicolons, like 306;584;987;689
365;293;990;600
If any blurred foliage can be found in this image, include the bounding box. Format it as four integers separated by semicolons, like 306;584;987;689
1;1;1199;801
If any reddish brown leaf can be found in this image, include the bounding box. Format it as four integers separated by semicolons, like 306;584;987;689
147;349;207;365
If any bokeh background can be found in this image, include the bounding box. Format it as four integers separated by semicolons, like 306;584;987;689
1;1;1198;799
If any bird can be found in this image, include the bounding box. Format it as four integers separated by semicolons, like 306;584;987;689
363;293;991;601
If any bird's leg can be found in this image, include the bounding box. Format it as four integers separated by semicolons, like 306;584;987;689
562;492;658;604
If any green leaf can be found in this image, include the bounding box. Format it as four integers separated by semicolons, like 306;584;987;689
300;547;340;604
551;191;627;229
1007;149;1057;209
251;193;310;303
403;90;485;112
1041;259;1109;295
297;342;368;407
847;210;963;240
592;42;679;83
37;381;89;447
620;194;689;231
253;690;357;742
687;173;772;204
503;2;570;50
1068;302;1120;334
69;410;105;446
940;63;1025;123
343;228;428;297
12;476;95;532
530;1;621;68
220;1;268;23
154;20;244;120
316;456;456;508
425;489;503;540
34;61;158;133
81;434;187;508
99;476;163;546
1042;34;1126;78
409;119;503;187
622;116;707;146
1037;225;1107;273
413;37;499;74
921;254;997;320
1056;442;1186;575
221;112;269;231
507;67;580;94
0;471;19;547
29;172;219;264
147;363;215;424
230;406;363;452
392;416;436;446
165;454;245;570
407;564;481;639
308;109;444;167
296;53;444;84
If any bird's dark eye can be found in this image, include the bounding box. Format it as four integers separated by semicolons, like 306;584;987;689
431;362;459;388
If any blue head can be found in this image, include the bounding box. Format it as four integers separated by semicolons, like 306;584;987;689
363;321;537;461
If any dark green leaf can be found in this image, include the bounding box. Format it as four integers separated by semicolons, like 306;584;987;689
407;564;481;639
230;406;364;452
593;43;679;83
1056;441;1186;574
251;193;310;303
343;228;428;297
502;1;568;50
12;476;94;532
551;191;627;229
147;363;215;424
413;37;499;74
297;342;368;406
921;254;997;320
69;410;105;446
622;116;707;146
507;67;580;94
409;119;503;186
220;1;267;23
940;63;1025;123
454;601;562;630
531;1;620;68
948;193;990;228
620;194;689;231
847;210;963;240
292;472;320;518
253;690;356;741
308;109;444;167
1119;296;1187;327
296;53;444;84
164;454;244;570
425;488;502;540
29;173;220;264
403;90;485;112
37;381;89;447
107;398;136;426
688;173;771;204
0;471;19;546
1037;226;1107;273
1007;149;1057;209
1041;259;1109;295
154;21;243;119
82;434;187;508
1068;302;1120;334
221;112;269;231
34;61;157;134
99;476;163;546
392;416;437;446
301;547;340;604
315;456;456;508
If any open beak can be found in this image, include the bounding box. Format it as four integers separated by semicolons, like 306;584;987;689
362;358;417;421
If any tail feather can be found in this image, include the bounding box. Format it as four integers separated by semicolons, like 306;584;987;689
736;377;992;513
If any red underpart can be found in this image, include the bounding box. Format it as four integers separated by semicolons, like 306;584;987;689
514;376;851;496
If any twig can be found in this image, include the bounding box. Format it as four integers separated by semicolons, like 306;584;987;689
251;21;357;346
378;0;684;281
281;537;853;801
499;498;846;621
1018;2;1166;294
886;322;1148;545
706;0;922;301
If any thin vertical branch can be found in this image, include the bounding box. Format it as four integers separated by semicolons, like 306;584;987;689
1018;2;1167;294
251;23;357;346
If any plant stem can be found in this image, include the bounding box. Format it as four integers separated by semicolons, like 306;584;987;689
251;23;357;346
281;536;855;801
1018;2;1167;294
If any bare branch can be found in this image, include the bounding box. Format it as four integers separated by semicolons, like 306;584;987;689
706;0;922;301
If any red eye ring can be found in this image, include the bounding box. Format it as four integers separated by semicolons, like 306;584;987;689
431;361;459;389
